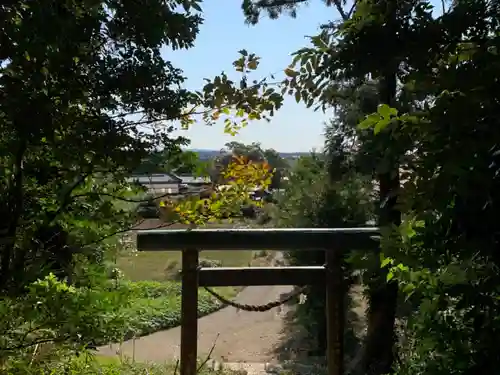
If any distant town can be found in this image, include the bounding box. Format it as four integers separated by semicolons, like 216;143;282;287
128;147;305;219
189;149;310;161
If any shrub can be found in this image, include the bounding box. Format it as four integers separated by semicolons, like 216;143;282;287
4;351;235;375
0;274;132;366
116;280;225;340
119;280;182;299
199;258;222;268
0;276;227;368
120;290;222;339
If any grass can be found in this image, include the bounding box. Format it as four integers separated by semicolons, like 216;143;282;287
7;352;239;375
118;220;260;282
114;250;258;339
117;250;255;282
115;280;233;340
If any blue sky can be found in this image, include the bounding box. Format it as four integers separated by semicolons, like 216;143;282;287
165;0;441;153
165;1;336;152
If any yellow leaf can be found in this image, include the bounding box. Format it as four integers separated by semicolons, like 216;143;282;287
284;67;298;77
247;59;259;70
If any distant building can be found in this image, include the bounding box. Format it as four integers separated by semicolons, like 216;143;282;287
177;175;212;187
127;173;182;196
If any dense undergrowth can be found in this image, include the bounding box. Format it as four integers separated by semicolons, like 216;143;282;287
5;351;229;375
4;0;500;374
0;274;231;373
103;280;230;342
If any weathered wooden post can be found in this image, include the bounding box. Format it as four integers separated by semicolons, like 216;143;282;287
180;249;199;375
326;247;345;375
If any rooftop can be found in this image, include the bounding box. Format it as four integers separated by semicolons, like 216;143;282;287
179;175;212;184
128;173;182;185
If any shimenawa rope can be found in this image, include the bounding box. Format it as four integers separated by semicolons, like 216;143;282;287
203;285;308;312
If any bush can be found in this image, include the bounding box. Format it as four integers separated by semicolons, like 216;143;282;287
119;280;182;299
0;276;229;370
116;280;225;340
199;258;222;268
4;352;235;375
0;274;132;366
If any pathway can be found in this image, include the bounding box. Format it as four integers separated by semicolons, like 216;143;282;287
97;284;294;364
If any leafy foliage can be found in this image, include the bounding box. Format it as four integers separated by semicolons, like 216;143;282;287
0;0;283;371
5;0;500;373
241;0;500;374
273;151;374;361
166;155;273;224
0;0;283;294
210;141;288;189
0;276;227;368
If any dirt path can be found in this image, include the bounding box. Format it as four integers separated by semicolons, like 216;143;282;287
98;284;293;363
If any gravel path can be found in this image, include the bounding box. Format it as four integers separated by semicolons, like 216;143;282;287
98;284;293;363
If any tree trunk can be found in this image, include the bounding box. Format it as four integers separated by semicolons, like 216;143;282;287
0;140;27;295
362;70;401;375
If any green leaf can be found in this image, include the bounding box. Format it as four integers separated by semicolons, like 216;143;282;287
415;220;425;228
397;263;409;272
400;114;419;124
377;104;398;122
374;118;390;134
402;283;415;294
381;257;393;268
358;113;380;129
386;271;394;282
191;2;202;11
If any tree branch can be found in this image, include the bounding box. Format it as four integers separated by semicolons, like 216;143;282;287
332;0;348;20
2;336;70;352
256;0;308;7
46;173;91;224
0;138;28;290
197;333;220;372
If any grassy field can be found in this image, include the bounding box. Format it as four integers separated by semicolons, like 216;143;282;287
118;220;268;282
117;250;255;282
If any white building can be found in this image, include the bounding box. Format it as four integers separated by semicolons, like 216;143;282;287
127;173;182;196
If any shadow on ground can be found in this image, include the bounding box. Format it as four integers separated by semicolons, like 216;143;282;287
268;284;367;375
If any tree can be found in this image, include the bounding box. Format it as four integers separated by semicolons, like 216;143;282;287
211;141;288;188
168;150;205;175
377;2;500;373
0;1;288;368
0;0;195;292
274;148;374;362
240;1;406;372
252;0;500;374
0;0;284;295
135;148;203;176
